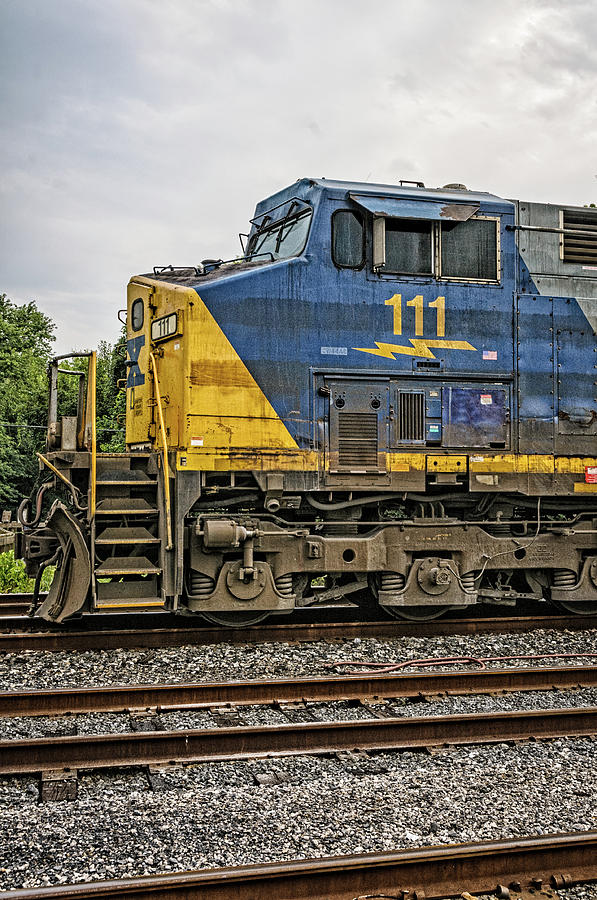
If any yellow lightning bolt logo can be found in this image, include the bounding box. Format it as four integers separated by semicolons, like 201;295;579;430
353;339;477;360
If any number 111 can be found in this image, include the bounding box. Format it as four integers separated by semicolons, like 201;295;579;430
384;294;445;337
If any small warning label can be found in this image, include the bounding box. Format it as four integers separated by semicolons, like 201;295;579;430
480;394;493;405
191;437;204;447
585;466;597;483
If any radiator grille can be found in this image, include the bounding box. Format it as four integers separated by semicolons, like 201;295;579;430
398;392;425;442
337;413;378;468
562;209;597;264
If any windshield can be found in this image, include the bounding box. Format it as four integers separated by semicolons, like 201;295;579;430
247;208;312;261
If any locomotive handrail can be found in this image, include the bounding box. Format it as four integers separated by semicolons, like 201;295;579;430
88;351;97;519
149;351;173;551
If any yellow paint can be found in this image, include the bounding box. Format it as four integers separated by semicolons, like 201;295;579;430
407;295;424;335
354;339;477;360
387;453;426;472
96;601;165;608
126;281;155;446
88;350;97;518
149;351;173;551
469;455;597;475
127;277;299;458
176;449;318;472
427;455;467;472
385;294;402;334
556;457;597;474
574;483;597;493
184;288;298;451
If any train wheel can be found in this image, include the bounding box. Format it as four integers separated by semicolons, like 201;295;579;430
201;611;270;627
380;604;451;622
368;573;451;622
549;567;597;615
550;599;597;616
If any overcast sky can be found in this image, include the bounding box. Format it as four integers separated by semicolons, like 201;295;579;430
1;0;596;353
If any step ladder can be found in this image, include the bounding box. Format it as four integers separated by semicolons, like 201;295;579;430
91;454;166;611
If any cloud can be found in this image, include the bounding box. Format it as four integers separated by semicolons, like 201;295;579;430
1;0;596;351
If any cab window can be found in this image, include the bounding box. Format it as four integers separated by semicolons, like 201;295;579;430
332;210;364;268
247;208;312;261
131;298;144;332
440;218;498;280
385;219;433;275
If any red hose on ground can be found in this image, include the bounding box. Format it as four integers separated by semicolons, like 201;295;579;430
326;653;597;675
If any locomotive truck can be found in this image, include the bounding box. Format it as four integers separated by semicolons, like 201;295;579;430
18;177;597;624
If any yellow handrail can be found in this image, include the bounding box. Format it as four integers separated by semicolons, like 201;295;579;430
149;351;173;551
89;351;97;519
37;452;78;494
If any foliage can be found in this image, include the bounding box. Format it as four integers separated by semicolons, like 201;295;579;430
56;329;127;452
0;550;54;593
0;294;127;509
97;329;127;452
0;294;55;507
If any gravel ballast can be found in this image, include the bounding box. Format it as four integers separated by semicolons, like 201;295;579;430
0;628;596;891
0;627;596;690
0;738;595;890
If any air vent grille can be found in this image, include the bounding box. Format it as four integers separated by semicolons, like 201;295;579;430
562;209;597;264
398;392;425;442
337;413;378;468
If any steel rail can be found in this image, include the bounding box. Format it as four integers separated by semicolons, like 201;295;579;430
1;706;596;774
1;613;597;652
0;594;37;604
0;602;31;616
3;831;597;899
0;593;36;616
1;664;597;717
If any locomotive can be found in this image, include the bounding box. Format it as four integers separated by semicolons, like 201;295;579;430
17;177;597;624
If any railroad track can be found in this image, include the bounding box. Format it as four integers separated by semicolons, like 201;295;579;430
1;611;597;652
3;831;597;899
2;658;597;775
0;592;36;617
1;664;596;716
3;705;597;775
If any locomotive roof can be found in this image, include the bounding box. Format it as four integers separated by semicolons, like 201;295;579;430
308;177;504;203
142;177;512;286
252;177;512;217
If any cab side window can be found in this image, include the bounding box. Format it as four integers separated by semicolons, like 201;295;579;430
440;218;498;280
385;219;433;275
332;210;364;268
131;298;144;332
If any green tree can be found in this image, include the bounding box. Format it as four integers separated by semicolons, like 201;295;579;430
0;295;55;507
96;327;126;452
46;326;127;453
0;297;126;509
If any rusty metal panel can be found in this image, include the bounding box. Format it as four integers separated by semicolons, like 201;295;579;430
350;193;479;221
